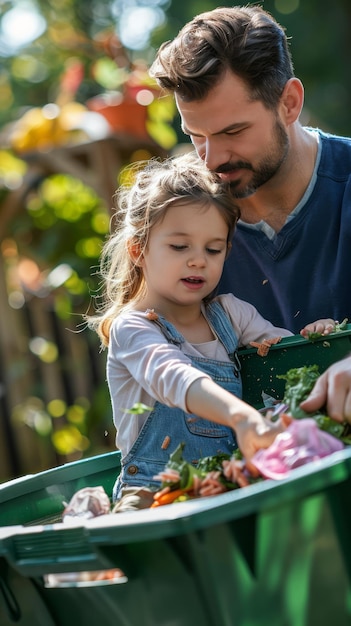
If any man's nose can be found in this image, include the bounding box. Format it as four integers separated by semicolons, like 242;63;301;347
201;137;230;173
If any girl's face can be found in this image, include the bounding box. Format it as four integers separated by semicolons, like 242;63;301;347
138;201;229;310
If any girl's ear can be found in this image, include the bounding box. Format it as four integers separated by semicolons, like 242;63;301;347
127;240;143;266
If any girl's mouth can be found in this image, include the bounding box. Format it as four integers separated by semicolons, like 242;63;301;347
181;277;205;289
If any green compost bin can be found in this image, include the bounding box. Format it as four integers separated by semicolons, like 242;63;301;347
1;325;351;626
239;322;351;408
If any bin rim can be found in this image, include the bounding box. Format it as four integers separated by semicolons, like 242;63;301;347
0;447;351;547
238;323;351;357
0;450;121;504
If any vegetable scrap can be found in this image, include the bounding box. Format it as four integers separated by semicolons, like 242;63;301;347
161;435;171;449
145;308;159;320
61;364;350;516
249;336;282;356
150;364;351;506
277;364;351;443
150;443;261;507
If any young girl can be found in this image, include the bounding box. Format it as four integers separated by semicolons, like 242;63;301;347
88;152;335;509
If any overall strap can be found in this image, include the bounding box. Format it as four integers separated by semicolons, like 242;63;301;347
147;314;184;347
204;300;242;373
145;303;241;372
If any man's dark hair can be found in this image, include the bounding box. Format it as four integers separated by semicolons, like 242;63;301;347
150;5;294;109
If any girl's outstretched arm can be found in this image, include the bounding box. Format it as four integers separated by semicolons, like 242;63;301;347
186;377;284;465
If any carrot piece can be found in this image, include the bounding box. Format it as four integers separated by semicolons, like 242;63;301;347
151;487;193;507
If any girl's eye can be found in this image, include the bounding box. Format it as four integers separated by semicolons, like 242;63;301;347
206;248;222;255
169;244;223;254
170;244;187;251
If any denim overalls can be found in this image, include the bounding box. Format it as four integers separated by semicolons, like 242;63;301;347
114;301;242;499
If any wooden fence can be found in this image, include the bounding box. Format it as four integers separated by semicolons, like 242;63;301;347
0;271;110;480
0;135;165;481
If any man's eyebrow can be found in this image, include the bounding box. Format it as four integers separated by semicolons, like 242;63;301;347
182;122;247;136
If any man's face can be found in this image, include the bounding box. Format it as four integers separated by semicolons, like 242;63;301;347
176;70;289;198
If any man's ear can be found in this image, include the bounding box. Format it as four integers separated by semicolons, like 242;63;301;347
127;240;143;266
280;77;304;124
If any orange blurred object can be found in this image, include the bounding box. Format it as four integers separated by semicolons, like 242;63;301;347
87;93;149;140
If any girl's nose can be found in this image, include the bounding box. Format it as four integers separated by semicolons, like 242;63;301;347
187;252;206;267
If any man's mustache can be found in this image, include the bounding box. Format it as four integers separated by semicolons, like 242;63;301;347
215;162;253;173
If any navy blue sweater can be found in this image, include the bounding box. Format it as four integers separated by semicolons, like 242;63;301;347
218;130;351;333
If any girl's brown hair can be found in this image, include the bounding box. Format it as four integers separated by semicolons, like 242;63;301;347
87;151;240;346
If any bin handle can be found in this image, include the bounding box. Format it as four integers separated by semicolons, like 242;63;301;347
43;568;128;588
0;570;21;622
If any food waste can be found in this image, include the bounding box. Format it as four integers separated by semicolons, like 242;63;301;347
62;364;349;516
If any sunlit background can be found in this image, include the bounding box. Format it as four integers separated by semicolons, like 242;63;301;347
0;0;350;480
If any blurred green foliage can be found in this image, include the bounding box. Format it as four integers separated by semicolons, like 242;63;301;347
1;1;351;136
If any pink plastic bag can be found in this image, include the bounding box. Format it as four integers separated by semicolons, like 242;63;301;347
251;418;344;479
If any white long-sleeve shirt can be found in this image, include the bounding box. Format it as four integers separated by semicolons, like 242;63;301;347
107;293;292;456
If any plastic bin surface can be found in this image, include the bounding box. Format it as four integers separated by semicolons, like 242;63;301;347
1;449;351;625
1;326;351;625
239;323;351;407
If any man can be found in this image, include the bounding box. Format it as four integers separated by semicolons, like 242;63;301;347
150;5;351;422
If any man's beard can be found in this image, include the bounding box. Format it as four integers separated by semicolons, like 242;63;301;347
216;119;289;199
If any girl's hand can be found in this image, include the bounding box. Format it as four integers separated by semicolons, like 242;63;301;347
186;377;290;473
233;410;288;474
300;318;335;338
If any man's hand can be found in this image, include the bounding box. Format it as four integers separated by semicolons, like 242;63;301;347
300;318;335;338
300;355;351;422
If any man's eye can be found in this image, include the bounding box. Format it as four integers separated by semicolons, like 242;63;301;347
226;127;245;136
